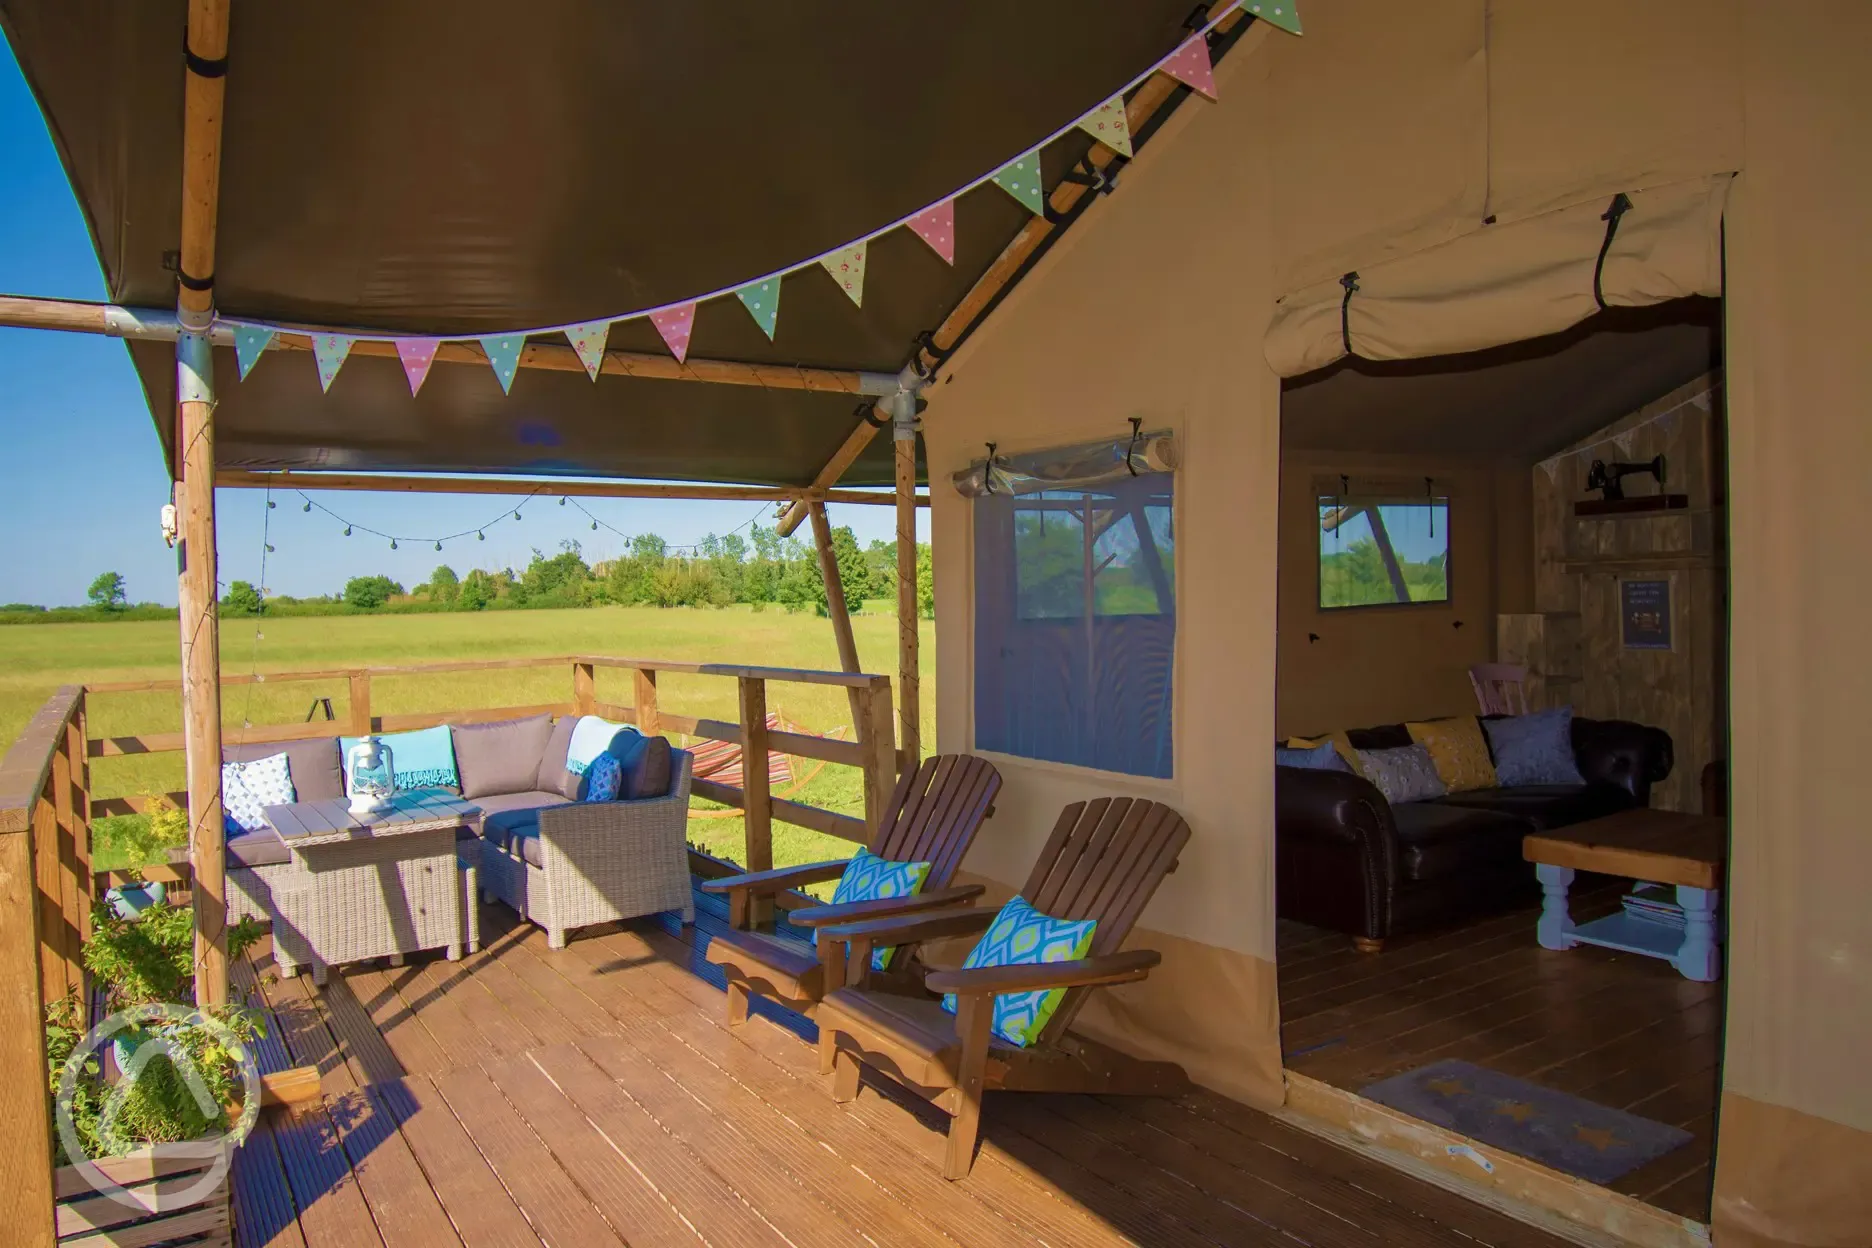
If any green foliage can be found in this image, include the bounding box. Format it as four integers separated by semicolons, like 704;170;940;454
222;581;264;616
343;574;404;610
87;572;127;611
457;569;495;611
916;544;935;619
1319;539;1448;608
85;900;264;1014
425;565;460;604
516;542;591;608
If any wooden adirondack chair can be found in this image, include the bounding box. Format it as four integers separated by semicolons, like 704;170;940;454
814;796;1192;1179
702;754;1002;1025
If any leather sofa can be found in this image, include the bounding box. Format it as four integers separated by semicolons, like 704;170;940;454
1276;716;1673;949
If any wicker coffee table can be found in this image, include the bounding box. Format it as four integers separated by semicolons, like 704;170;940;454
263;791;481;987
1522;808;1725;982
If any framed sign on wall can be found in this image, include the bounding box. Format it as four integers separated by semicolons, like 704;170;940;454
1620;578;1674;650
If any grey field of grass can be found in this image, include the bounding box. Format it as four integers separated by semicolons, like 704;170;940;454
0;604;934;878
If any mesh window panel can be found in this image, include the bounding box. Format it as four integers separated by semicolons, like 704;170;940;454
973;473;1174;777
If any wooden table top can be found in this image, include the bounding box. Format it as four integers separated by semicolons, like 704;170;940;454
263;791;480;848
1522;808;1726;890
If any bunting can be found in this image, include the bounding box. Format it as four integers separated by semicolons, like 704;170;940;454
310;334;353;392
819;244;867;306
992;153;1045;215
650;304;696;363
564;320;611;380
736;278;781;340
223;0;1302;398
907;201;957;264
1077;97;1133;158
480;334;526;393
396;338;440;395
234;326;274;380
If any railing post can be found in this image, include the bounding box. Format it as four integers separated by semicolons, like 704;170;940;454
893;389;921;773
633;667;660;735
572;660;596;715
50;730;84;1002
68;694;92;954
739;677;773;923
348;670;373;735
861;677;897;831
0;813;55;1244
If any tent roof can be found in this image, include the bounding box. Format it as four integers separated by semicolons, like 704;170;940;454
1;0;1215;486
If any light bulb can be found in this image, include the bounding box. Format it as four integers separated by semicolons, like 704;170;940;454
514;510;522;521
591;521;598;530
478;531;485;541
302;501;311;512
435;541;442;551
267;500;276;509
560;497;567;506
390;539;398;550
343;525;352;537
265;543;275;553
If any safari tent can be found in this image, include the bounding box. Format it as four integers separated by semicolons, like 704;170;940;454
0;3;1866;1246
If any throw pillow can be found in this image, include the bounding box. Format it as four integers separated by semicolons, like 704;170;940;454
1285;731;1366;776
1355;744;1449;804
451;713;553;799
339;724;459;793
941;895;1097;1047
1484;707;1586;786
831;847;933;971
1405;716;1499;793
582;752;623;803
223;752;295;834
1275;742;1352;772
608;728;674;800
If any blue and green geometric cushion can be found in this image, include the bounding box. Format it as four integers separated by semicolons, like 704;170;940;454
940;895;1098;1048
829;847;932;971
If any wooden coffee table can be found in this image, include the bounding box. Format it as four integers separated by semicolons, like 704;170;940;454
1522;808;1725;982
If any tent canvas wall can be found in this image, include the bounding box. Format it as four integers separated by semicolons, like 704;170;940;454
921;4;1872;1243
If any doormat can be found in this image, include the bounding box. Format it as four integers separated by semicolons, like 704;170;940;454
1360;1059;1692;1185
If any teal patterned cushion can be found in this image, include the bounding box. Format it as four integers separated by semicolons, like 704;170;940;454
830;848;932;971
941;895;1097;1047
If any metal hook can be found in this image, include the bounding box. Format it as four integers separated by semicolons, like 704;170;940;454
983;442;999;496
1126;417;1143;476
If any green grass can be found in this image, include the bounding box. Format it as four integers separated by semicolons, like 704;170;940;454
0;605;935;878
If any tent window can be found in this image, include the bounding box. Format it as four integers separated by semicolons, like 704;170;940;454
1319;497;1449;609
974;474;1175;778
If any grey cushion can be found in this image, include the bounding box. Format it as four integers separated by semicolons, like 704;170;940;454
452;714;554;799
226;825;290;868
611;730;674;800
481;807;540;851
224;737;344;802
536;716;578;799
510;827;545;869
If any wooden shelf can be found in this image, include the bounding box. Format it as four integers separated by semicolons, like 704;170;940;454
1575;494;1690;517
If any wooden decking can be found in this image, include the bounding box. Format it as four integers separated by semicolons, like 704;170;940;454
1278;886;1721;1222
229;883;1574;1248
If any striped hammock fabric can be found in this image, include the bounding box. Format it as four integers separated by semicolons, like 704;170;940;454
688;712;795;789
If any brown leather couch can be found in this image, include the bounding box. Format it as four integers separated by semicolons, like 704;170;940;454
1276;716;1673;949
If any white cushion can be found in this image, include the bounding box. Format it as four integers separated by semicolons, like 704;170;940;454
223;752;295;833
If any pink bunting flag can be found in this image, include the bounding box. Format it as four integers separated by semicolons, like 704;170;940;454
650;304;696;363
1161;34;1217;99
907;200;956;265
564;320;611;381
395;338;440;396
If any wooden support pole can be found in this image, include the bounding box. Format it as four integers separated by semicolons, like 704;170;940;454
633;668;660;735
571;661;596;715
214;469;924;508
808;501;867;731
860;679;898;832
348;670;372;735
0;819;54;1245
176;1;229;329
894;407;921;772
738;677;773;924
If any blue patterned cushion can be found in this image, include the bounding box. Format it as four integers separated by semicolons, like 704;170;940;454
222;752;295;834
1484;708;1586;786
1355;744;1448;804
1275;742;1351;772
581;752;622;802
340;724;459;792
831;848;932;971
941;895;1097;1047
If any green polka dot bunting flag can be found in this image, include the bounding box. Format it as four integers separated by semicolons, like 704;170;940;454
1076;96;1133;158
310;334;354;392
736;277;781;340
818;243;867;307
479;334;526;394
563;320;611;381
1245;1;1302;35
992;152;1044;215
234;326;274;379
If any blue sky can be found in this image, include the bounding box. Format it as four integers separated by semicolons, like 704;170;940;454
0;42;921;608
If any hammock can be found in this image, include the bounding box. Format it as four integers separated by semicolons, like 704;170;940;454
684;710;849;816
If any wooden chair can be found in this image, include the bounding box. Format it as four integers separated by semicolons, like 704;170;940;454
702;754;1002;1025
814;796;1192;1179
1469;662;1530;715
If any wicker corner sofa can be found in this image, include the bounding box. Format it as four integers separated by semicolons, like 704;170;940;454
223;713;695;967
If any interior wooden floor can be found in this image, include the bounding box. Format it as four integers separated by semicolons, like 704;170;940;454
1277;883;1722;1223
228;881;1578;1248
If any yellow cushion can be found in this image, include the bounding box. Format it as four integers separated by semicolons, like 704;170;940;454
1405;717;1498;793
1285;732;1365;777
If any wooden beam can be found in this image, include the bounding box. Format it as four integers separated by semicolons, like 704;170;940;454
808;501;867;731
176;0;229;327
894;424;920;770
772;12;1247;538
737;678;773;922
213;469;924;507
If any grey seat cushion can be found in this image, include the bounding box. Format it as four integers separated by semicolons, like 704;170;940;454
452;714;554;799
224;738;344;802
226;825;290;868
537;716;579;798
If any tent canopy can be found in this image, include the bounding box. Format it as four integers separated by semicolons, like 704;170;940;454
0;0;1215;485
